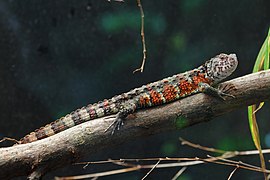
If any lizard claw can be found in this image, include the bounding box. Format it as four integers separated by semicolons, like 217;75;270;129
104;113;124;135
217;83;236;100
217;91;235;100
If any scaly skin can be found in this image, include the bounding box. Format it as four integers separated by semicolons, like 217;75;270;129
18;53;238;144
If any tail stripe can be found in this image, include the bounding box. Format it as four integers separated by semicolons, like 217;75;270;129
43;125;54;137
35;128;48;139
78;107;91;121
71;110;82;125
62;114;75;128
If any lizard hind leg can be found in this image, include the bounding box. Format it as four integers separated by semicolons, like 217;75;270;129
105;101;137;134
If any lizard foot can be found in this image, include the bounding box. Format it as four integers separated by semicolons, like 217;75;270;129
104;101;136;134
104;113;124;135
199;82;235;101
217;83;236;100
216;91;235;100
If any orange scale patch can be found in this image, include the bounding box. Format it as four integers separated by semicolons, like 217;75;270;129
179;80;197;96
150;90;163;106
162;85;178;102
139;95;151;107
192;73;211;85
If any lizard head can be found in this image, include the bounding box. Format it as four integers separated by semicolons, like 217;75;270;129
205;53;238;83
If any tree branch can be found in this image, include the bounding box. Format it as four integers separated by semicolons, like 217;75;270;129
1;70;270;179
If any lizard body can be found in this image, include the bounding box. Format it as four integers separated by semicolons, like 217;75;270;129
18;53;238;144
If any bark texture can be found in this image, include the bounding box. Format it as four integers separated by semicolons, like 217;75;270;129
1;70;270;179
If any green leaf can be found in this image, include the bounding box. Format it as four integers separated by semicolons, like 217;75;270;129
248;105;266;178
253;37;266;72
248;105;260;149
247;27;270;179
264;28;270;70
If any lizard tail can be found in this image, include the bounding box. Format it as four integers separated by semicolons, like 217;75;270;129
18;114;76;144
18;102;112;144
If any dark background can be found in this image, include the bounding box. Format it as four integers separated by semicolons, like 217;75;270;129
1;0;270;179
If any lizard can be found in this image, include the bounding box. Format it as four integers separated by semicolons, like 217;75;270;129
18;53;238;144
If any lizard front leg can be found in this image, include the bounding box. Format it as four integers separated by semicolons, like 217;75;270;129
198;82;235;100
105;100;137;134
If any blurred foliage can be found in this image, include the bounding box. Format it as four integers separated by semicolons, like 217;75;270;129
161;141;177;155
100;11;166;35
168;32;187;53
101;11;140;33
181;0;204;14
216;136;254;151
175;116;189;129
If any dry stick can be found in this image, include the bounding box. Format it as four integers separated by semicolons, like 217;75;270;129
180;137;227;154
105;138;270;178
79;155;268;178
55;167;140;180
107;0;125;2
227;165;239;180
114;155;261;171
75;157;199;166
200;157;270;173
141;159;160;180
207;155;262;170
181;136;270;179
66;157;207;179
133;0;147;73
73;145;270;180
62;152;267;179
171;167;187;180
180;137;270;157
2;70;270;179
111;157;207;167
239;149;270;156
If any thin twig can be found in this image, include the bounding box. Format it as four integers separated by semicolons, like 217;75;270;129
207;155;263;171
180;137;270;156
171;167;187;180
75;145;270;166
56;167;139;180
141;159;160;180
133;0;147;73
111;157;205;168
107;0;125;2
180;136;270;178
70;153;270;179
227;165;239;180
201;157;270;173
180;137;227;154
180;137;268;178
238;149;270;156
111;155;263;173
